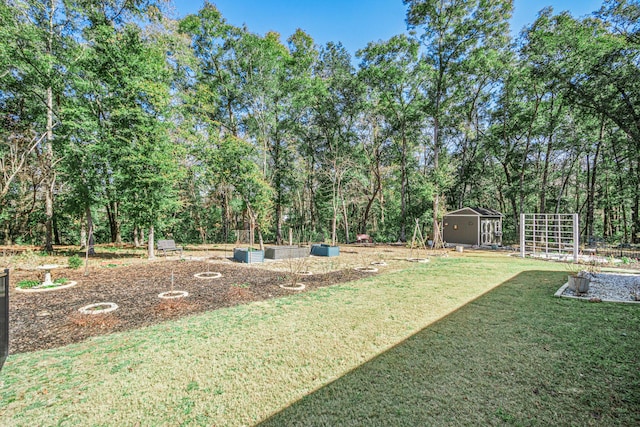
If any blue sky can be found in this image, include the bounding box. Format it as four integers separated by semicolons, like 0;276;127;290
171;0;604;55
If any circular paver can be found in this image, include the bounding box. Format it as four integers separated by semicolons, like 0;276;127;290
194;271;222;280
15;281;78;293
78;302;119;315
279;283;306;291
354;267;379;273
158;290;189;299
296;271;313;276
406;258;430;263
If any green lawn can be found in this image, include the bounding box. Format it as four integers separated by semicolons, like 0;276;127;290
1;254;638;426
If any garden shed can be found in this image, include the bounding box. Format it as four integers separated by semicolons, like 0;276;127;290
442;207;503;246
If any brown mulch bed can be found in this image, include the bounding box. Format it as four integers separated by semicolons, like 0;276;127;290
8;260;370;355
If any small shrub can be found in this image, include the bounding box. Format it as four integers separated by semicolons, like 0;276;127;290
17;279;40;289
68;255;82;269
53;277;68;285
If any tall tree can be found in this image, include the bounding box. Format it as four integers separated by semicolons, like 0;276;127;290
6;0;77;250
358;34;428;241
404;0;512;244
308;42;363;244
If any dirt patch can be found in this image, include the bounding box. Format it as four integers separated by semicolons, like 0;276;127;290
8;260;369;355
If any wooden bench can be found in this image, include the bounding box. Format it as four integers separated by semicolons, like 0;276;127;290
157;239;183;257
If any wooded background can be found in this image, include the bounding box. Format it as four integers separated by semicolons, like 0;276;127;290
1;0;639;249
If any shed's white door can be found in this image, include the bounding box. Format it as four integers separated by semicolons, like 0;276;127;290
481;220;492;245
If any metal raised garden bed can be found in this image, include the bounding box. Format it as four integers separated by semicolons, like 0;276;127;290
233;248;264;264
264;245;310;260
311;244;340;257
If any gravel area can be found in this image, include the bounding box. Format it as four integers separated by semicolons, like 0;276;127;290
561;272;640;302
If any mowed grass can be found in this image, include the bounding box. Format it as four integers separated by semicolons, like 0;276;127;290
1;253;638;425
261;269;640;426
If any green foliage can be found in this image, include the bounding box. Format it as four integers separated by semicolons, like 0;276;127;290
16;280;40;289
0;0;638;249
68;255;82;269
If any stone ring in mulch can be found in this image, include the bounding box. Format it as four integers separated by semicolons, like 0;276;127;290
354;266;379;273
158;291;189;299
78;302;119;315
279;283;306;291
193;272;223;280
15;281;78;293
406;258;430;263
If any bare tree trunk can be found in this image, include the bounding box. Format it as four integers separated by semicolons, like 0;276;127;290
53;214;61;245
249;214;255;248
341;194;350;244
221;189;230;243
80;217;87;248
331;162;340;247
148;226;155;259
539;135;553;213
43;0;56;253
106;201;122;244
3;220;11;245
85;206;95;256
627;144;640;243
258;228;264;251
400;129;408;242
275;202;283;245
539;93;562;213
432;107;441;247
586;120;604;240
633;209;639;243
133;225;140;248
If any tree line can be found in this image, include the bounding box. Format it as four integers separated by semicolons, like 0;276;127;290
1;0;639;254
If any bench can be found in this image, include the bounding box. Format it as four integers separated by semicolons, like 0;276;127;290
355;234;373;244
157;239;183;257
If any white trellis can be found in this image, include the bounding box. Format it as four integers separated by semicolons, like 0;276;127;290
520;213;579;260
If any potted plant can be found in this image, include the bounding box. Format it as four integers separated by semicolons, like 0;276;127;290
567;270;590;295
567;261;599;295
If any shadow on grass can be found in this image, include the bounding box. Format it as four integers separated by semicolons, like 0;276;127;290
259;270;640;426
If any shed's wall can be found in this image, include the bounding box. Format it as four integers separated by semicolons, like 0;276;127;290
443;215;479;245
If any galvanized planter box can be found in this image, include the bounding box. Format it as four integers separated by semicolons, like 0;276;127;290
311;244;340;257
233;248;264;264
567;275;590;294
264;245;309;260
